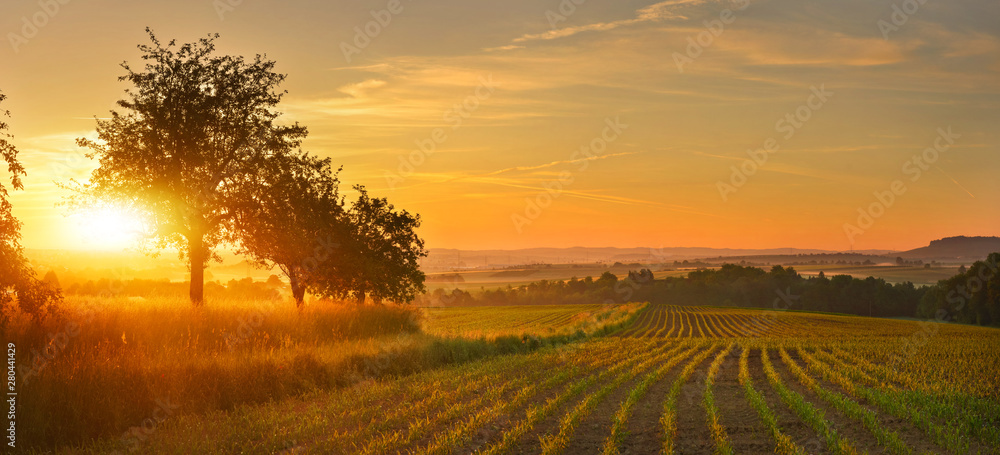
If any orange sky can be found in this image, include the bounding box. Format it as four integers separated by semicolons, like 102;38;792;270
1;0;998;252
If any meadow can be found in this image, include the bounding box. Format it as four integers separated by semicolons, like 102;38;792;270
23;301;999;454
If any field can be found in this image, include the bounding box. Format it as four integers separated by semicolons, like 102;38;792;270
52;303;1000;454
5;296;641;452
422;304;643;338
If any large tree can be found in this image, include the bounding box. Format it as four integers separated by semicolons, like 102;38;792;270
73;30;306;305
0;91;59;321
232;150;351;308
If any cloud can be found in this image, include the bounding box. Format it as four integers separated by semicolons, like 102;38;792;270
482;151;643;176
337;79;387;98
507;0;709;45
484;45;525;52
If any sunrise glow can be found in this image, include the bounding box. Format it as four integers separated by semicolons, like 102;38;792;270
70;207;147;250
2;0;998;252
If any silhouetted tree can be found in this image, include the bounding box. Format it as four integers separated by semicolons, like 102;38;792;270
627;268;654;284
72;30;306;305
0;91;60;322
232;151;350;308
333;186;426;304
597;271;618;286
918;253;1000;325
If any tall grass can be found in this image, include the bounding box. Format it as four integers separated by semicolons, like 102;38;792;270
4;296;423;448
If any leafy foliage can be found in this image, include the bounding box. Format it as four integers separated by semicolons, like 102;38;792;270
231;151;349;306
72;31;427;306
72;29;306;304
0;91;59;322
328;186;427;304
918;253;1000;325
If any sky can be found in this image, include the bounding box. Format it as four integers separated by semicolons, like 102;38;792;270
1;0;998;252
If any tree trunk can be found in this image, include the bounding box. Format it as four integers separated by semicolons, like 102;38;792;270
289;268;306;309
189;235;205;306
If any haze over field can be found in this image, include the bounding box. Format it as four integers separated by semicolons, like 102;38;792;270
2;0;999;253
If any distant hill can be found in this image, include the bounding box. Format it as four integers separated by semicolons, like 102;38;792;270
422;246;895;270
898;236;1000;260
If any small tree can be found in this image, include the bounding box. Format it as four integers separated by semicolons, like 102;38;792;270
233;151;350;308
334;186;427;304
0;91;59;322
72;30;306;305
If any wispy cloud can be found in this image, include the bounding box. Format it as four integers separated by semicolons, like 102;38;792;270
337;79;387;98
482;151;643;176
383;151;642;191
504;0;708;46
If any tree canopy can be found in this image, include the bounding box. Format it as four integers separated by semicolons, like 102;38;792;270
73;29;307;305
232;150;350;307
336;186;427;304
918;253;1000;325
0;91;59;321
71;30;427;307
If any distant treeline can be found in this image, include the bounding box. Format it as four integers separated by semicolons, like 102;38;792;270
647;265;924;317
424;253;1000;326
918;253;1000;326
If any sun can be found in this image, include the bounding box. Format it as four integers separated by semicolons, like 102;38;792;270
72;207;148;250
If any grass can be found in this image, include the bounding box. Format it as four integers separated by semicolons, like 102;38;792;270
5;295;641;450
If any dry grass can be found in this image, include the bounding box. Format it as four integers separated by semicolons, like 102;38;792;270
6;295;423;448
